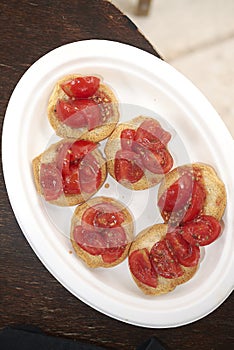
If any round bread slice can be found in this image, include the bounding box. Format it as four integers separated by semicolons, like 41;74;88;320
157;162;226;222
104;116;173;190
128;224;199;295
70;196;134;268
47;74;119;142
32;139;107;206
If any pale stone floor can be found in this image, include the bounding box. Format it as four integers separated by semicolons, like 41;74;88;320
111;0;234;138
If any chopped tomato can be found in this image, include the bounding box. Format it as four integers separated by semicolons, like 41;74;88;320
69;140;97;164
114;150;144;183
140;147;173;174
73;225;104;255
129;249;158;288
82;203;125;230
101;246;125;263
55;98;101;130
166;231;200;267
182;181;206;223
63;165;81;194
134;120;171;149
40;163;63;201
60;76;100;98
79;153;101;193
181;215;222;246
120;129;136;151
150;239;183;279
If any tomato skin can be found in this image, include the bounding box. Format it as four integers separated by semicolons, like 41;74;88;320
181;215;221;246
114;150;144;183
101;246;125;263
150;239;183;279
129;249;158;288
73;225;105;255
166;231;200;267
63;165;81;195
69;140;97;163
120;129;136;151
60;76;100;98
40;163;63;201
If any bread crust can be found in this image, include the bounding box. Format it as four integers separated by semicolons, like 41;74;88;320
158;163;226;222
47;74;119;142
32;139;107;206
70;196;134;268
104;116;172;190
129;224;198;295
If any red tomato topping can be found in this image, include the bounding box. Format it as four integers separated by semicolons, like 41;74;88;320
158;173;194;212
129;249;158;288
166;231;200;267
69;140;97;163
40;163;63;201
63;165;81;195
73;225;105;256
60;76;100;98
134;120;171;149
181;215;221;246
55;99;101;130
82;203;125;230
140;147;173;174
150;239;183;279
114;150;144;183
120;129;136;151
101;246;125;263
158;171;206;224
78;153;102;193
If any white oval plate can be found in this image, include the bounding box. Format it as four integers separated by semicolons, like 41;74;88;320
2;40;234;328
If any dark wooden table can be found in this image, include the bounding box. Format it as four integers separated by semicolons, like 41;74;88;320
0;1;233;349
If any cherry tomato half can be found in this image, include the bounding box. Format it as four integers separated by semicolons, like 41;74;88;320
129;249;158;288
60;76;100;98
181;215;221;246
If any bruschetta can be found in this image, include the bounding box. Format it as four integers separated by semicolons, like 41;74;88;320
47;74;119;142
104;116;174;190
70;196;134;268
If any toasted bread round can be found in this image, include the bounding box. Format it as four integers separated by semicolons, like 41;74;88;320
70;196;134;268
104;116;173;190
128;224;198;295
32;139;107;206
158;163;226;222
47;74;119;142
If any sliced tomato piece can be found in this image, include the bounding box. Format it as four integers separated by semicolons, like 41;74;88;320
69;140;97;164
150;239;183;279
73;225;104;255
63;165;81;194
166;231;200;267
140;147;173;174
129;249;158;288
40;163;63;201
55;99;87;127
114;150;144;183
158;173;194;213
181;215;221;246
55;99;101;130
182;181;206;223
79;153;102;193
101;226;127;263
120;128;136;151
82;203;125;230
60;76;100;98
101;246;125;263
134;120;171;149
